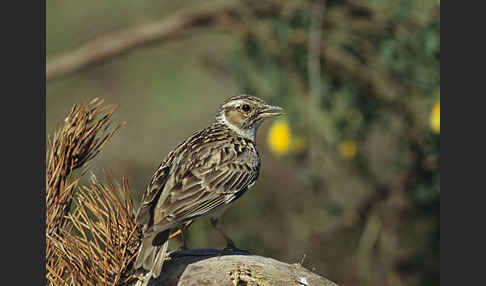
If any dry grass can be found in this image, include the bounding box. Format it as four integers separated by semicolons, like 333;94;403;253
46;98;141;285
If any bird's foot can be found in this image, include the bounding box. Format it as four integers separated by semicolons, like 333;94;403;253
224;240;238;251
218;241;249;256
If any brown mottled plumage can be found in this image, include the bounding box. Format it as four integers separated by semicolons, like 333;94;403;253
134;95;282;279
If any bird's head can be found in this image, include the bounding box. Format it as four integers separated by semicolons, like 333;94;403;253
216;95;283;140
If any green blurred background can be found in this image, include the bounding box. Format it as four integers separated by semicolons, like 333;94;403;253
46;0;440;285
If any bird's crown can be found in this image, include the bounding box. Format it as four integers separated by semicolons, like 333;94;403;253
216;95;282;140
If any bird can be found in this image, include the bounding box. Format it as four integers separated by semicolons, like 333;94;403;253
133;94;283;279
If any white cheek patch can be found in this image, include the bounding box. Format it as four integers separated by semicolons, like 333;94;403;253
219;112;256;141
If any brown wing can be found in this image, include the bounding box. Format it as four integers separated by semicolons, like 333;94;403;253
134;130;197;226
135;164;170;225
156;162;258;225
136;124;259;236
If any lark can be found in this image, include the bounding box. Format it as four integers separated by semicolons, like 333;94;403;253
134;95;283;278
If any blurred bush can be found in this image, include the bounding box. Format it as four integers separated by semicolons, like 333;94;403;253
223;1;440;285
47;0;439;285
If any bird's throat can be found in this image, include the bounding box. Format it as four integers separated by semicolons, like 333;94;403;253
218;112;257;141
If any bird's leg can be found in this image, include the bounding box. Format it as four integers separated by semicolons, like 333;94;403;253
180;227;188;249
174;226;188;250
210;217;237;250
180;220;193;249
171;220;193;250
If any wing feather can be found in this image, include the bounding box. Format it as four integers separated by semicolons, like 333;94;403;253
161;167;255;225
136;124;259;236
135;165;169;225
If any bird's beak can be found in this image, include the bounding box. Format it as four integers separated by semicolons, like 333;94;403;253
258;104;283;119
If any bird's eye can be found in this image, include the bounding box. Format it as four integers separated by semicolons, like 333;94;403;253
241;104;251;112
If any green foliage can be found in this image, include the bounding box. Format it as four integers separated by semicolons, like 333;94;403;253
228;1;440;285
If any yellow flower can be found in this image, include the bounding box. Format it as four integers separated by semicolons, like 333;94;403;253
339;139;357;160
430;101;440;134
267;119;291;155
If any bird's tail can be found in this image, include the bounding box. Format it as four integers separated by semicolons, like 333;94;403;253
151;238;169;278
134;229;170;279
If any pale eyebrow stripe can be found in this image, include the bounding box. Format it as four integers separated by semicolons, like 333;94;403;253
222;100;245;108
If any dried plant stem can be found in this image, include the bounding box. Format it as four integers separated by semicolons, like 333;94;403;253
45;98;139;286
